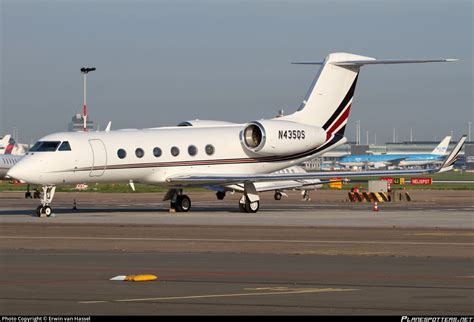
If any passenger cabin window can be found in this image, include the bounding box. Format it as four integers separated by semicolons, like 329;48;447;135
188;145;197;156
117;149;127;159
153;147;162;157
29;141;61;152
58;141;72;151
171;146;180;157
135;148;144;158
205;144;215;156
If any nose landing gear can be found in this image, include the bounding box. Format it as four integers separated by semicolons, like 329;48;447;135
35;185;56;217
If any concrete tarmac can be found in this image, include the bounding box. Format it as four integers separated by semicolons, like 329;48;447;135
0;190;473;315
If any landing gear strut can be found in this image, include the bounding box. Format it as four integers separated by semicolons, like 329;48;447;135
35;185;56;217
238;181;260;213
216;191;226;200
239;195;260;213
274;190;283;201
25;185;32;199
302;190;311;202
165;189;192;212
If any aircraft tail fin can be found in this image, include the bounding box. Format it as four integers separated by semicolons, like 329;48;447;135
279;53;457;141
431;136;451;155
437;135;466;173
0;135;12;155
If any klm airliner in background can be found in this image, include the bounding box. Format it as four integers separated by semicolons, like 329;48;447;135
339;136;451;169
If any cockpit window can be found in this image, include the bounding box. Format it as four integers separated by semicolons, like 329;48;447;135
29;142;42;152
29;141;61;152
58;141;72;151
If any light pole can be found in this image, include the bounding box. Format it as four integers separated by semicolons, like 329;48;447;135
355;120;361;145
80;67;96;132
469;122;472;141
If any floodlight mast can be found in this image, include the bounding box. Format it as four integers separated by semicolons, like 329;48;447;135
80;67;96;132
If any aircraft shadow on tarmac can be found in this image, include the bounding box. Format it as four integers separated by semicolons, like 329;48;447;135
0;205;250;216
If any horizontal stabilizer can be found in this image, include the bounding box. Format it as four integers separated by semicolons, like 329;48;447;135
291;61;324;65
292;58;458;66
333;58;458;66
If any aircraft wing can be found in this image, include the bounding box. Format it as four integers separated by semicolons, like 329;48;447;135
167;169;437;186
166;136;466;186
225;178;348;193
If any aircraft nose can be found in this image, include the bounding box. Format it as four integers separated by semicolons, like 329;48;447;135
6;160;33;183
6;164;22;181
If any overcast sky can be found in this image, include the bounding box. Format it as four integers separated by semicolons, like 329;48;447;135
1;0;472;144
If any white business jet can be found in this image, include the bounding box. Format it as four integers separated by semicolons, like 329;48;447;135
6;52;464;217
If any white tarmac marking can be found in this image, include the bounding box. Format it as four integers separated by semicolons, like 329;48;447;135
0;236;471;246
79;287;358;304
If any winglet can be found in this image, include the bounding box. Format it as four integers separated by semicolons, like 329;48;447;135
105;121;112;132
437;135;467;173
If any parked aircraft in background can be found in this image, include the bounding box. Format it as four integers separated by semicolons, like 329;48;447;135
0;135;13;155
0;154;22;179
0;134;26;155
339;136;452;169
6;52;461;216
0;134;27;179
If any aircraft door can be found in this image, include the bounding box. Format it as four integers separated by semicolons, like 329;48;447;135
89;139;107;177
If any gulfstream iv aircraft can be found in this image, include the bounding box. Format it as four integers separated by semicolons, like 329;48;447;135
6;52;465;216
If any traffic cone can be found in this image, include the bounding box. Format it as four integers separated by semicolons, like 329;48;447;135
373;202;379;212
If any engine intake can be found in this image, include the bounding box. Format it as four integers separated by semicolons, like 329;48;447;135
243;123;264;149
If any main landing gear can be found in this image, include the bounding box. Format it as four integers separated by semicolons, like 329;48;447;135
25;185;41;199
35;185;56;217
302;190;311;201
239;195;260;213
216;191;226;200
164;189;191;212
165;182;262;214
238;181;260;213
273;190;288;201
